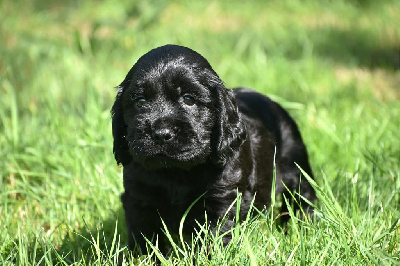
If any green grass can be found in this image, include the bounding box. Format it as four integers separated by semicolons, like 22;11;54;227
1;0;399;264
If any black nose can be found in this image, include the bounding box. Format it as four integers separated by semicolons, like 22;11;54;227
152;128;175;144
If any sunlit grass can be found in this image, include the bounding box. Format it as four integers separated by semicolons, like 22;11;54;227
1;0;399;264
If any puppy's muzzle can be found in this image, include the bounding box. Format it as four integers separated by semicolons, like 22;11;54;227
152;128;175;144
151;118;178;144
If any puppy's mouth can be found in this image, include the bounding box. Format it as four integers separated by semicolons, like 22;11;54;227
128;141;210;170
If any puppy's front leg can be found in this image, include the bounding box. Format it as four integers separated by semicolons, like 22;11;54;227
121;191;164;254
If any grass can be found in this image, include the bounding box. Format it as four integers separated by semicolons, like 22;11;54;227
1;0;399;264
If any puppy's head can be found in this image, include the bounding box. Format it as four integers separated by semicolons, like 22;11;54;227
111;44;245;169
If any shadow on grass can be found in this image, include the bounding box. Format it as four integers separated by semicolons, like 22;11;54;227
234;25;398;71
306;27;399;70
239;26;399;71
0;207;129;264
56;206;130;264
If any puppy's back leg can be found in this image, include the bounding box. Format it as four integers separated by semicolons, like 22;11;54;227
276;155;316;222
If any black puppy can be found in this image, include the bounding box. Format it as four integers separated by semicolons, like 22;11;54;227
111;44;315;253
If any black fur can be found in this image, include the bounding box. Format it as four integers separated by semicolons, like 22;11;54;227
111;44;316;253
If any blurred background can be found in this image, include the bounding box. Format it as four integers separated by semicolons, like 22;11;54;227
1;0;399;263
2;0;398;101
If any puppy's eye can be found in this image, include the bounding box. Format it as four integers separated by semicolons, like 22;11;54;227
182;94;195;106
134;97;147;108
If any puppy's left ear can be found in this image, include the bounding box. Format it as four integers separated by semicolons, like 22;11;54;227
211;81;246;166
111;85;132;166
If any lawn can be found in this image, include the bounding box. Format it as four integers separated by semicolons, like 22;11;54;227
0;0;399;264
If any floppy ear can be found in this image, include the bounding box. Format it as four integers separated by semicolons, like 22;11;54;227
211;81;246;166
111;85;132;166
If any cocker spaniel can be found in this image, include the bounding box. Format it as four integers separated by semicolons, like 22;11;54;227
111;44;316;253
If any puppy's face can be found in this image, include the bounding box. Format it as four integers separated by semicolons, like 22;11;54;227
121;55;216;169
112;45;245;169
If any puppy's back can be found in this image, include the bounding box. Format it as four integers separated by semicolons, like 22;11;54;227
232;87;316;208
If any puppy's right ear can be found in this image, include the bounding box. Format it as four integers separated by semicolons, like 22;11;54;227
111;85;132;166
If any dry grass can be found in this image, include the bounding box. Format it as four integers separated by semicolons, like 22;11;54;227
335;67;400;101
